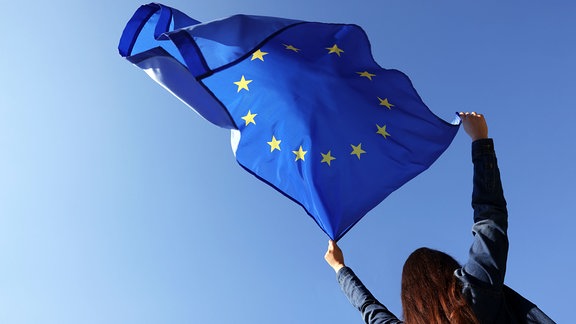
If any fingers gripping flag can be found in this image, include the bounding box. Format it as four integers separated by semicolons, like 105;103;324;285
119;3;460;241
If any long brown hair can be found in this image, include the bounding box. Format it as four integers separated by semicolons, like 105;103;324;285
401;248;479;324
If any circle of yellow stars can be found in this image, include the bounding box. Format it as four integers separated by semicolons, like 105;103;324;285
233;42;395;167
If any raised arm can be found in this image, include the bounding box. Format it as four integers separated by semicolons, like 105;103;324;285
325;241;402;324
460;112;556;324
458;112;509;288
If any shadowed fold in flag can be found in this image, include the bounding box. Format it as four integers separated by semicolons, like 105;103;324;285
118;3;460;241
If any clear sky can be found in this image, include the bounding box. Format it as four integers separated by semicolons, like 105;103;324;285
1;1;574;323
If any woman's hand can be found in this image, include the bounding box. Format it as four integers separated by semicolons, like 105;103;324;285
460;112;488;141
324;240;346;273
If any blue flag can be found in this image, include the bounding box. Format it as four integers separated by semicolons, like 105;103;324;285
119;3;460;241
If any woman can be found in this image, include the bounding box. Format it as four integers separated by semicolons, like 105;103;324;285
325;112;554;324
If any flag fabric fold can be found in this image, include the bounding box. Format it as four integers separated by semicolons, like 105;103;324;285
119;3;460;241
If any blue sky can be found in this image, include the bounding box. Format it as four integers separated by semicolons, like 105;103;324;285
1;1;574;323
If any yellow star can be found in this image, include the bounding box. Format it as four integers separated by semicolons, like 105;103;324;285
357;71;376;80
350;143;366;159
378;97;394;110
283;44;300;52
251;49;268;61
267;136;281;152
292;145;307;161
326;44;344;56
376;124;391;139
321;151;336;166
241;110;257;126
234;75;252;92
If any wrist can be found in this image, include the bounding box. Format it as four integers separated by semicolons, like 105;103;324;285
471;134;488;141
332;263;345;273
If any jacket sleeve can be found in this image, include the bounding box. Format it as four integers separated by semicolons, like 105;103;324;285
459;138;509;289
337;266;403;324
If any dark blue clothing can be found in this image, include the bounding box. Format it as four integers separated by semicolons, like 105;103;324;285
337;267;402;324
336;139;554;323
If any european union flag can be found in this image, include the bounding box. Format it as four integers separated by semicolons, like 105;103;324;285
119;3;460;241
